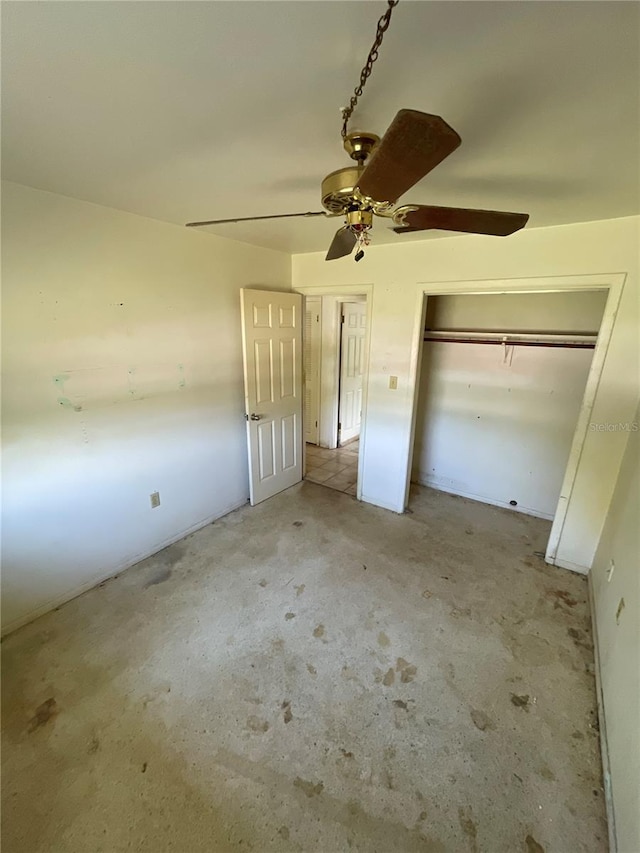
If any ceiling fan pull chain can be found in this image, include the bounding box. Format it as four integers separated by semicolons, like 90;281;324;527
340;0;400;139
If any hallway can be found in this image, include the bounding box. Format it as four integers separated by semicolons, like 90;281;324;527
304;440;359;495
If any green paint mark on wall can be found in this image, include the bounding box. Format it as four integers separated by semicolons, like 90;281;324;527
57;397;82;412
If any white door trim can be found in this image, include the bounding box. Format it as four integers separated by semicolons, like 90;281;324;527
304;296;322;445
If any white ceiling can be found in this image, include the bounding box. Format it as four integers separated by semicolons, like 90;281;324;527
2;1;639;254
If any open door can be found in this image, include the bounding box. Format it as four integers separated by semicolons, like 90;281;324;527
338;301;367;445
240;289;303;505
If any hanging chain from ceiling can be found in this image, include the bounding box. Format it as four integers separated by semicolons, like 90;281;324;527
340;0;400;139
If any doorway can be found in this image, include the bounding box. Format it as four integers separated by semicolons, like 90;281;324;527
338;300;367;447
304;441;360;495
409;288;609;561
302;293;370;496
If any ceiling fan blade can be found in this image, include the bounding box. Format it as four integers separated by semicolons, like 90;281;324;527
393;205;529;236
185;211;328;227
355;110;461;204
325;226;357;261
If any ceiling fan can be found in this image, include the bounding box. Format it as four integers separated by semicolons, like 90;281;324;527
186;3;529;261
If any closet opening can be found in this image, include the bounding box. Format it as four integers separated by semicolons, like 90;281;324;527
410;289;608;556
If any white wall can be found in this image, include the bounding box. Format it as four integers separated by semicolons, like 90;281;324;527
413;292;606;518
292;215;640;572
590;408;639;853
1;182;291;633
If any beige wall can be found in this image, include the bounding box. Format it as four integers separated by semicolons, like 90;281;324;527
425;290;608;333
292;216;640;572
591;410;639;853
1;181;291;633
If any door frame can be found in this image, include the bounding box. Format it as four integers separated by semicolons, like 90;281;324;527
304;295;322;446
404;274;625;571
296;284;373;500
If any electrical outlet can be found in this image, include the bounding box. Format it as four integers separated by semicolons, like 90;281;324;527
150;491;161;509
607;559;615;582
389;375;398;390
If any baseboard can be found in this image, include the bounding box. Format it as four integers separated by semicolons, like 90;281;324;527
411;475;554;521
339;435;360;448
360;493;404;514
551;557;590;576
588;575;617;852
1;496;249;638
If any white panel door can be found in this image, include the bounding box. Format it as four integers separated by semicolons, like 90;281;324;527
338;302;367;444
304;297;321;445
240;289;303;505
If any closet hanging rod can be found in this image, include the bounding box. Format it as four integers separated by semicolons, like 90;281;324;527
423;331;597;350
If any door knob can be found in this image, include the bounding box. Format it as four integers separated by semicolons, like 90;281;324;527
250;413;262;421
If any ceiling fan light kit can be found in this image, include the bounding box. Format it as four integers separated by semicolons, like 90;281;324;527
186;0;529;261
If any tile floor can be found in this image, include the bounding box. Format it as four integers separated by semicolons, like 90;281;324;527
305;439;359;494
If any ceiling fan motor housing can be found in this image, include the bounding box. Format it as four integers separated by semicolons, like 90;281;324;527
321;129;401;220
321;166;365;214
